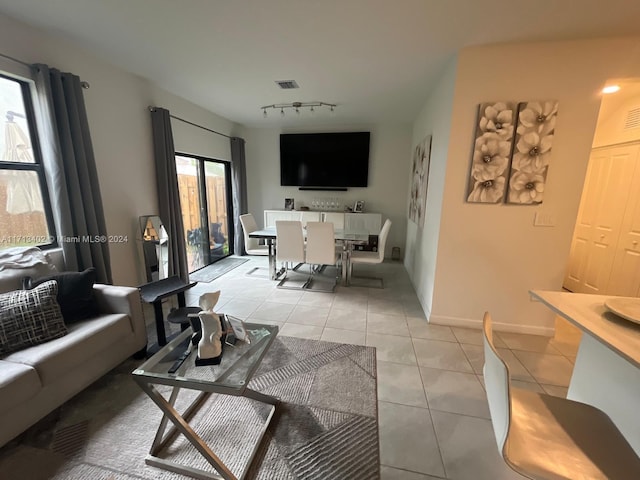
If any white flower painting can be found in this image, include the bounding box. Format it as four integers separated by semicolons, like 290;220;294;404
507;101;558;204
467;102;516;203
408;135;432;227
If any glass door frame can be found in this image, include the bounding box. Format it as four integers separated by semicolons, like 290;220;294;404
176;152;234;272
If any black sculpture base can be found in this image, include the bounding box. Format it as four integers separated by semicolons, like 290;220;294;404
195;353;223;366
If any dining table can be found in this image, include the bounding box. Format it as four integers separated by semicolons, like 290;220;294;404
530;290;640;455
249;226;370;286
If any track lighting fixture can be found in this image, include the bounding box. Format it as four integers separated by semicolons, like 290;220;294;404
261;101;337;117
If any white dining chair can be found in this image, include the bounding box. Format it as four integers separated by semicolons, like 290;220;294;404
482;312;640;479
239;214;268;256
305;221;338;292
275;220;308;289
348;219;391;288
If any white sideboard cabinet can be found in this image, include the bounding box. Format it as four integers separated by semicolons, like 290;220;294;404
264;210;321;228
344;213;382;233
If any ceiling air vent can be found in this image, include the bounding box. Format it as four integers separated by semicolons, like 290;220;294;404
275;80;299;89
624;106;640;130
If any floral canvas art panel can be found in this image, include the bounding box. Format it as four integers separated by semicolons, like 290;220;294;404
507;101;558;204
467;102;517;203
408;134;432;227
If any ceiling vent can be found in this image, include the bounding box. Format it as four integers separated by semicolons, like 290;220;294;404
624;106;640;130
275;80;299;89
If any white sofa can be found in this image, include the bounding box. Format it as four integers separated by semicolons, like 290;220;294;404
0;251;147;448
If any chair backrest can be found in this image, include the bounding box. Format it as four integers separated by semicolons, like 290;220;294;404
322;212;345;230
482;312;512;453
376;219;392;261
305;221;336;266
240;213;259;250
275;220;305;263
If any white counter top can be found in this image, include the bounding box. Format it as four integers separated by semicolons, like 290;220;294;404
530;290;640;368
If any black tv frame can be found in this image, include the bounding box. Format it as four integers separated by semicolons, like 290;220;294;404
279;131;370;189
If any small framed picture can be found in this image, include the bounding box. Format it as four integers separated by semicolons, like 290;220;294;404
225;314;249;343
354;200;365;213
284;198;295;210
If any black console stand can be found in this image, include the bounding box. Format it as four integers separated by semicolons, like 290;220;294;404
138;276;197;354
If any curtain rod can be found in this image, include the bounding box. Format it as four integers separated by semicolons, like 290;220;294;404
148;106;231;139
0;51;29;68
0;51;90;88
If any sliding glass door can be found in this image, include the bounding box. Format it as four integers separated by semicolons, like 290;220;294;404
176;154;233;273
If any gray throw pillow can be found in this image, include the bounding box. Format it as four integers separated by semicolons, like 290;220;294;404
0;280;67;355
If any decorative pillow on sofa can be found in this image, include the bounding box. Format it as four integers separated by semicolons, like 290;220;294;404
0;280;67;355
23;268;98;323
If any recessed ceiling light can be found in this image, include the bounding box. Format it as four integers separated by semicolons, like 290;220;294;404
602;85;621;94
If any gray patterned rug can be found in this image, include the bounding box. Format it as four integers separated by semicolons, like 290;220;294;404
0;336;379;479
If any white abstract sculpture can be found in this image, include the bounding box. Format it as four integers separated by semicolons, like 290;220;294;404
199;291;221;311
195;291;224;366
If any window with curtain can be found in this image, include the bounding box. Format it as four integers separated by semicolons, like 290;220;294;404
0;72;56;250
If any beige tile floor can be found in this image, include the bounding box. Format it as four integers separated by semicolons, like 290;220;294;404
147;256;582;480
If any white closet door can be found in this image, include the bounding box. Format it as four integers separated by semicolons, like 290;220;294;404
563;144;639;294
608;147;640;297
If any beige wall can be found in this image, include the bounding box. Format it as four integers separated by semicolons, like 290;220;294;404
424;37;640;334
0;13;238;286
240;124;412;256
404;58;457;318
592;83;640;147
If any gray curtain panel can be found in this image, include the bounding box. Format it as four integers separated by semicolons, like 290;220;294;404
230;137;248;255
31;64;112;284
150;108;189;282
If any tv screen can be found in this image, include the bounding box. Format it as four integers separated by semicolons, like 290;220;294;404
280;132;370;188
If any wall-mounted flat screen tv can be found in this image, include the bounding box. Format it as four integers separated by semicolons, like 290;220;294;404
280;132;370;188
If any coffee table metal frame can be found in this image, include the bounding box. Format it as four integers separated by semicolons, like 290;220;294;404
132;323;279;480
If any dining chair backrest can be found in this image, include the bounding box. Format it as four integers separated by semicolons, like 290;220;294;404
322;212;345;230
305;222;336;266
482;312;511;452
376;219;392;261
275;220;305;263
240;213;259;248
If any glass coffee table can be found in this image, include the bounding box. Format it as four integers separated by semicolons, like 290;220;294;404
132;321;279;480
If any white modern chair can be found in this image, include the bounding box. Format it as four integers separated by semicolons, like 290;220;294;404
239;214;268;256
348;219;391;288
305;221;338;292
322;212;346;262
275;220;308;289
482;312;640;480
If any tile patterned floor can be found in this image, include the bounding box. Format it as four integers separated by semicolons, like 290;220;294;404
144;256;581;480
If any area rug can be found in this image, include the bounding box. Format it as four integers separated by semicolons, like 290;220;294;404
189;256;249;283
0;336;379;479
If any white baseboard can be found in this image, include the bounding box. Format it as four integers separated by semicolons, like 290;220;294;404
429;314;555;337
